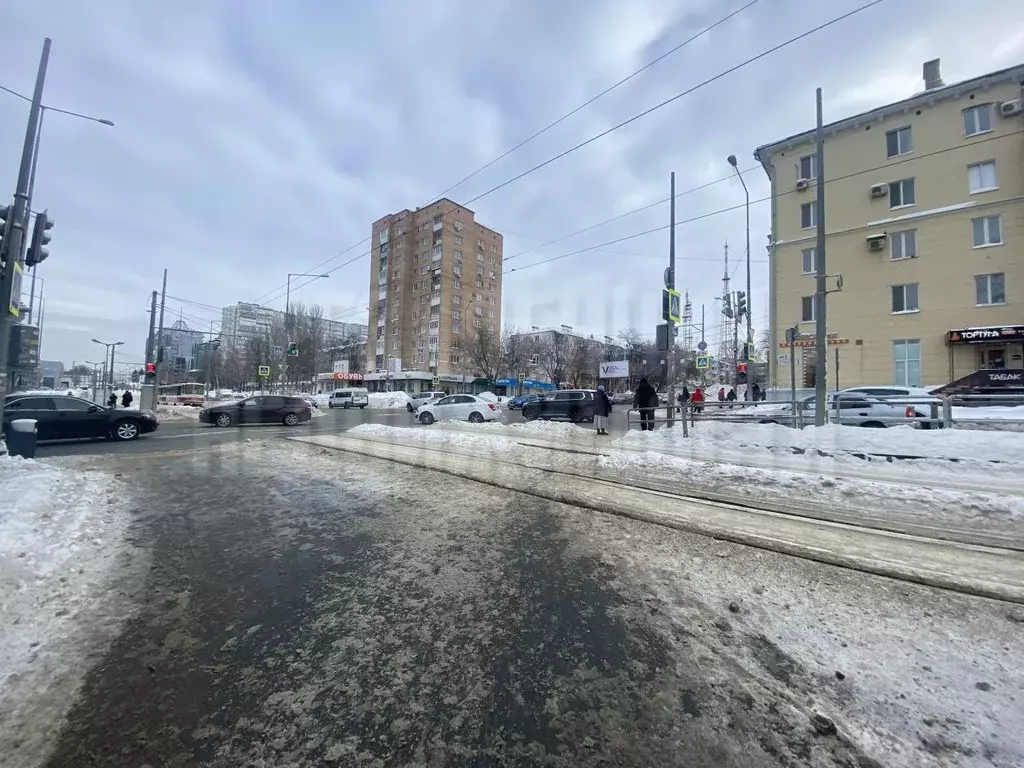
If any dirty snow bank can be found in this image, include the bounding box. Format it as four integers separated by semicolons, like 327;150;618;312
368;391;410;409
157;405;200;421
0;455;139;766
346;423;520;453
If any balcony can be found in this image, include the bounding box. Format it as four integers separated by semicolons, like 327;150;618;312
433;220;443;232
430;295;441;307
378;288;387;300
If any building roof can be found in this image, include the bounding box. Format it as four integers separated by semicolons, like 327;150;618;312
753;61;1024;175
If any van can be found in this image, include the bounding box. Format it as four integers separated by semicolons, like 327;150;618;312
329;388;369;409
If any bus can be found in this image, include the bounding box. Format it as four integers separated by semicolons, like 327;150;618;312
158;382;206;407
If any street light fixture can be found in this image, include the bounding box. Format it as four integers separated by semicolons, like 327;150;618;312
727;153;752;401
91;338;124;404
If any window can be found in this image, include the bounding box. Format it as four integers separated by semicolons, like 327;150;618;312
452;264;462;276
392;341;399;350
477;239;485;248
893;340;921;387
476;279;484;288
963;104;992;136
800;247;818;274
488;282;496;292
891;283;919;313
885;126;912;158
393;269;401;278
454;220;464;231
801;296;815;323
975;273;1005;306
55;397;92;411
490;244;497;253
452;310;461;320
452;295;461;305
890;230;917;260
421;264;429;274
474;306;483;317
454;249;463;261
450;354;460;364
432;243;443;257
453;279;462;289
800;202;816;229
972;215;1002;247
888;178;915;208
799;154;818;180
452;324;461;335
429;319;439;330
487;310;495;318
454;234;464;245
967;161;998;193
434;214;442;225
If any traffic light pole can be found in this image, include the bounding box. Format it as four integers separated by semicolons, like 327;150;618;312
665;172;677;428
141;290;158;411
0;39;50;397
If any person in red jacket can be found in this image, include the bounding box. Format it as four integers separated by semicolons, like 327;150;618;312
691;386;705;414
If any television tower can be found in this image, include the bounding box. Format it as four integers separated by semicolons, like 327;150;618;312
681;291;693;352
716;242;733;380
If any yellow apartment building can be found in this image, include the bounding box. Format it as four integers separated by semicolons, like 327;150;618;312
366;199;503;393
755;60;1023;390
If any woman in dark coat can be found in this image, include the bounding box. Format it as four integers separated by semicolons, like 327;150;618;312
633;377;658;431
593;385;612;435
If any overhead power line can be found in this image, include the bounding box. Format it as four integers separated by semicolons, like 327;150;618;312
255;0;880;306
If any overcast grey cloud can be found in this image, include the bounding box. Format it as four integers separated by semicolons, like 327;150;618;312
0;0;1020;366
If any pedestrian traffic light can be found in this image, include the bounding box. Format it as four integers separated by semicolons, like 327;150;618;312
287;341;299;357
737;362;747;374
145;362;156;383
737;361;747;384
26;210;53;267
735;290;747;320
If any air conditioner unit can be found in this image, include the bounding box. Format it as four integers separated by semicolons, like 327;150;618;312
870;184;888;198
866;233;887;252
796;178;809;191
999;99;1022;117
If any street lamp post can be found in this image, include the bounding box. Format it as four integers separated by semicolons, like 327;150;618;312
283;273;329;391
84;360;102;396
91;338;123;405
727;154;752;401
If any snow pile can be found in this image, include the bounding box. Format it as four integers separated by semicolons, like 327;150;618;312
617;420;1024;464
450;419;594;441
367;391;410;409
476;392;507;404
953;404;1024;421
157;405;200;421
0;455;134;761
347;423;520;453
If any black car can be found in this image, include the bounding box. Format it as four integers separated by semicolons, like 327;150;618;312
2;395;159;442
199;395;312;427
521;389;596;423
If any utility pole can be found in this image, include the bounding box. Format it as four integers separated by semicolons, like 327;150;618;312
813;87;828;425
141;290;158;411
0;39;50;397
145;291;157;363
666;171;677;426
732;294;739;394
156;269;167;386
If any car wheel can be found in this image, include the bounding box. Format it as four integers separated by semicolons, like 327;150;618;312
283;412;300;426
215;412;233;427
419;412;435;425
360;405;366;409
860;421;886;428
523;409;539;422
468;411;484;423
569;409;582;424
113;419;140;441
759;419;781;425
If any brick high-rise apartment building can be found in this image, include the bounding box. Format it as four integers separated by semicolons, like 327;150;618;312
366;199;503;393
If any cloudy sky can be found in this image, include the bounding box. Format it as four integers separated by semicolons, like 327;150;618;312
1;0;1021;368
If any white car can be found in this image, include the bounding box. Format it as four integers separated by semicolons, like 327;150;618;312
752;392;925;428
838;386;942;428
416;394;502;425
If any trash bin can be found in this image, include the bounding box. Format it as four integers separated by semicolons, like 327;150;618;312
7;418;38;459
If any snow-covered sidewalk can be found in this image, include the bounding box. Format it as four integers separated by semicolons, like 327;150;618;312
0;455;138;765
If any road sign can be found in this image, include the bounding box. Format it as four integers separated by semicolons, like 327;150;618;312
662;288;681;324
695;354;711;370
697;340;708;352
273;346;283;357
258;365;271;377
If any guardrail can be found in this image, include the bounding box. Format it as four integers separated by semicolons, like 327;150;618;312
625;407;688;436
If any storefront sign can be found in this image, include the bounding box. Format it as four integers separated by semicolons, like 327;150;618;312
947;325;1024;344
983;370;1023;385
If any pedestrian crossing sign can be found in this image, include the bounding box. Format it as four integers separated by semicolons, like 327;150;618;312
695;354;711;370
258;365;271;377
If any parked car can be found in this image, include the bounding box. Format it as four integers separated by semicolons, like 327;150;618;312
507;394;541;410
837;386;943;428
521;390;596;423
415;394;501;425
752;392;926;428
328;388;369;409
407;391;447;413
611;391;633;405
200;395;312;427
2;395;159;442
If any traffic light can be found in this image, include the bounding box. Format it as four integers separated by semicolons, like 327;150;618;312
287;341;299;357
0;204;12;265
737;361;747;384
145;362;156;383
26;210;53;267
735;290;747;320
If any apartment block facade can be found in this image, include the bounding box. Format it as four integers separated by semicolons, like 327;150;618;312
367;199;503;391
220;302;368;354
755;60;1023;390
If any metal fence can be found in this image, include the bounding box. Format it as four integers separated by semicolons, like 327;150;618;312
622;393;1024;432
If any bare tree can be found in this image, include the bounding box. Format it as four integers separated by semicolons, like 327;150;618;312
499;326;532;384
617;327;655;390
564;336;600;388
535;332;569;388
462;324;502;384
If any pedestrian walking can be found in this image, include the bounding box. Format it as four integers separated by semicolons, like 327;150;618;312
717;387;726;402
121;390;134;409
752;381;762;401
107;392;118;408
593;385;612;436
691;386;705;414
726;388;737;402
633;376;658;431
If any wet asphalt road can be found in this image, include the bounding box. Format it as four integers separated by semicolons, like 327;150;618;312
39;440;871;768
29;406;642;458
